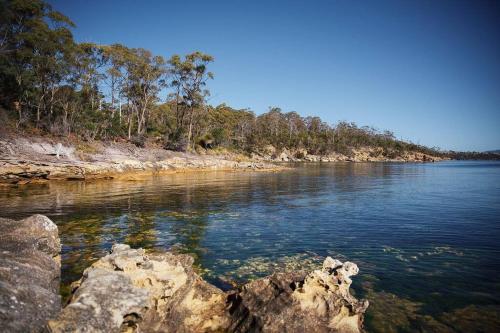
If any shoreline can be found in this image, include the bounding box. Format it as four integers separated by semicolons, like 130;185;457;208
0;158;284;185
0;135;446;185
1;214;368;332
0;135;284;185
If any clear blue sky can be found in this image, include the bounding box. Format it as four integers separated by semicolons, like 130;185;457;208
49;0;500;151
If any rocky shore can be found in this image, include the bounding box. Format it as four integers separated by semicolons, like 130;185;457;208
0;135;445;185
0;215;368;332
251;144;446;163
0;137;282;185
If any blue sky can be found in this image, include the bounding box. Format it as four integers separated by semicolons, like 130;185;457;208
49;0;500;151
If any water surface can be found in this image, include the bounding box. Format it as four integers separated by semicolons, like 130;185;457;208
1;161;499;332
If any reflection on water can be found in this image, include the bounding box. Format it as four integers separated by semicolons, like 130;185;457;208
1;161;500;332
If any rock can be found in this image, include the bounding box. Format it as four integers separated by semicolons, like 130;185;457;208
262;145;276;156
0;158;275;184
0;214;61;333
305;154;320;162
422;155;435;162
250;152;263;161
276;149;290;162
50;244;368;333
294;148;308;159
234;258;368;332
48;244;231;333
0;214;367;332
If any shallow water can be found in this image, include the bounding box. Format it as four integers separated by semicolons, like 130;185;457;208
1;161;499;332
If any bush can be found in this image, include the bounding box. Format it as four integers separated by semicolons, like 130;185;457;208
130;135;146;148
164;136;189;152
198;133;214;149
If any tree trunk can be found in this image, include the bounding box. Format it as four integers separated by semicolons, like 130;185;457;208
128;116;133;139
127;95;132;139
187;107;195;149
14;101;21;128
63;104;69;135
36;104;41;127
111;78;115;117
136;104;143;136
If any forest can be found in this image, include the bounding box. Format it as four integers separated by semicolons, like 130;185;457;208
0;0;443;157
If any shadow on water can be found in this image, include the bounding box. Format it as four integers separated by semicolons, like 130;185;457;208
1;161;500;332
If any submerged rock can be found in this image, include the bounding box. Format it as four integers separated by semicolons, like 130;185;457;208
50;244;368;333
0;214;61;332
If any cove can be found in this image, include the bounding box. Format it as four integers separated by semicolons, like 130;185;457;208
1;161;499;332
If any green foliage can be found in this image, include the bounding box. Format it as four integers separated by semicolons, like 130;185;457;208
0;0;443;158
167;52;214;149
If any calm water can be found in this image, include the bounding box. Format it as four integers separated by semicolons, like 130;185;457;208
1;161;499;332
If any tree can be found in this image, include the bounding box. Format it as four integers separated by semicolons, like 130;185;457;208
0;0;75;128
168;52;213;150
0;0;443;159
71;43;105;111
125;48;165;137
101;44;128;121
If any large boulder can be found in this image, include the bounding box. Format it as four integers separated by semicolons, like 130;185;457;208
49;244;368;333
0;215;61;333
233;257;368;332
48;244;231;333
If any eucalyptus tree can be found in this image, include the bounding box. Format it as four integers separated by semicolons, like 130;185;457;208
71;43;105;112
167;52;214;150
101;44;129;120
0;0;75;127
0;0;440;158
123;48;166;137
54;84;78;135
200;104;256;148
284;111;305;147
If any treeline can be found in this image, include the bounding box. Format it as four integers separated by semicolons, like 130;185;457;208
447;151;500;160
1;0;214;149
1;0;441;157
